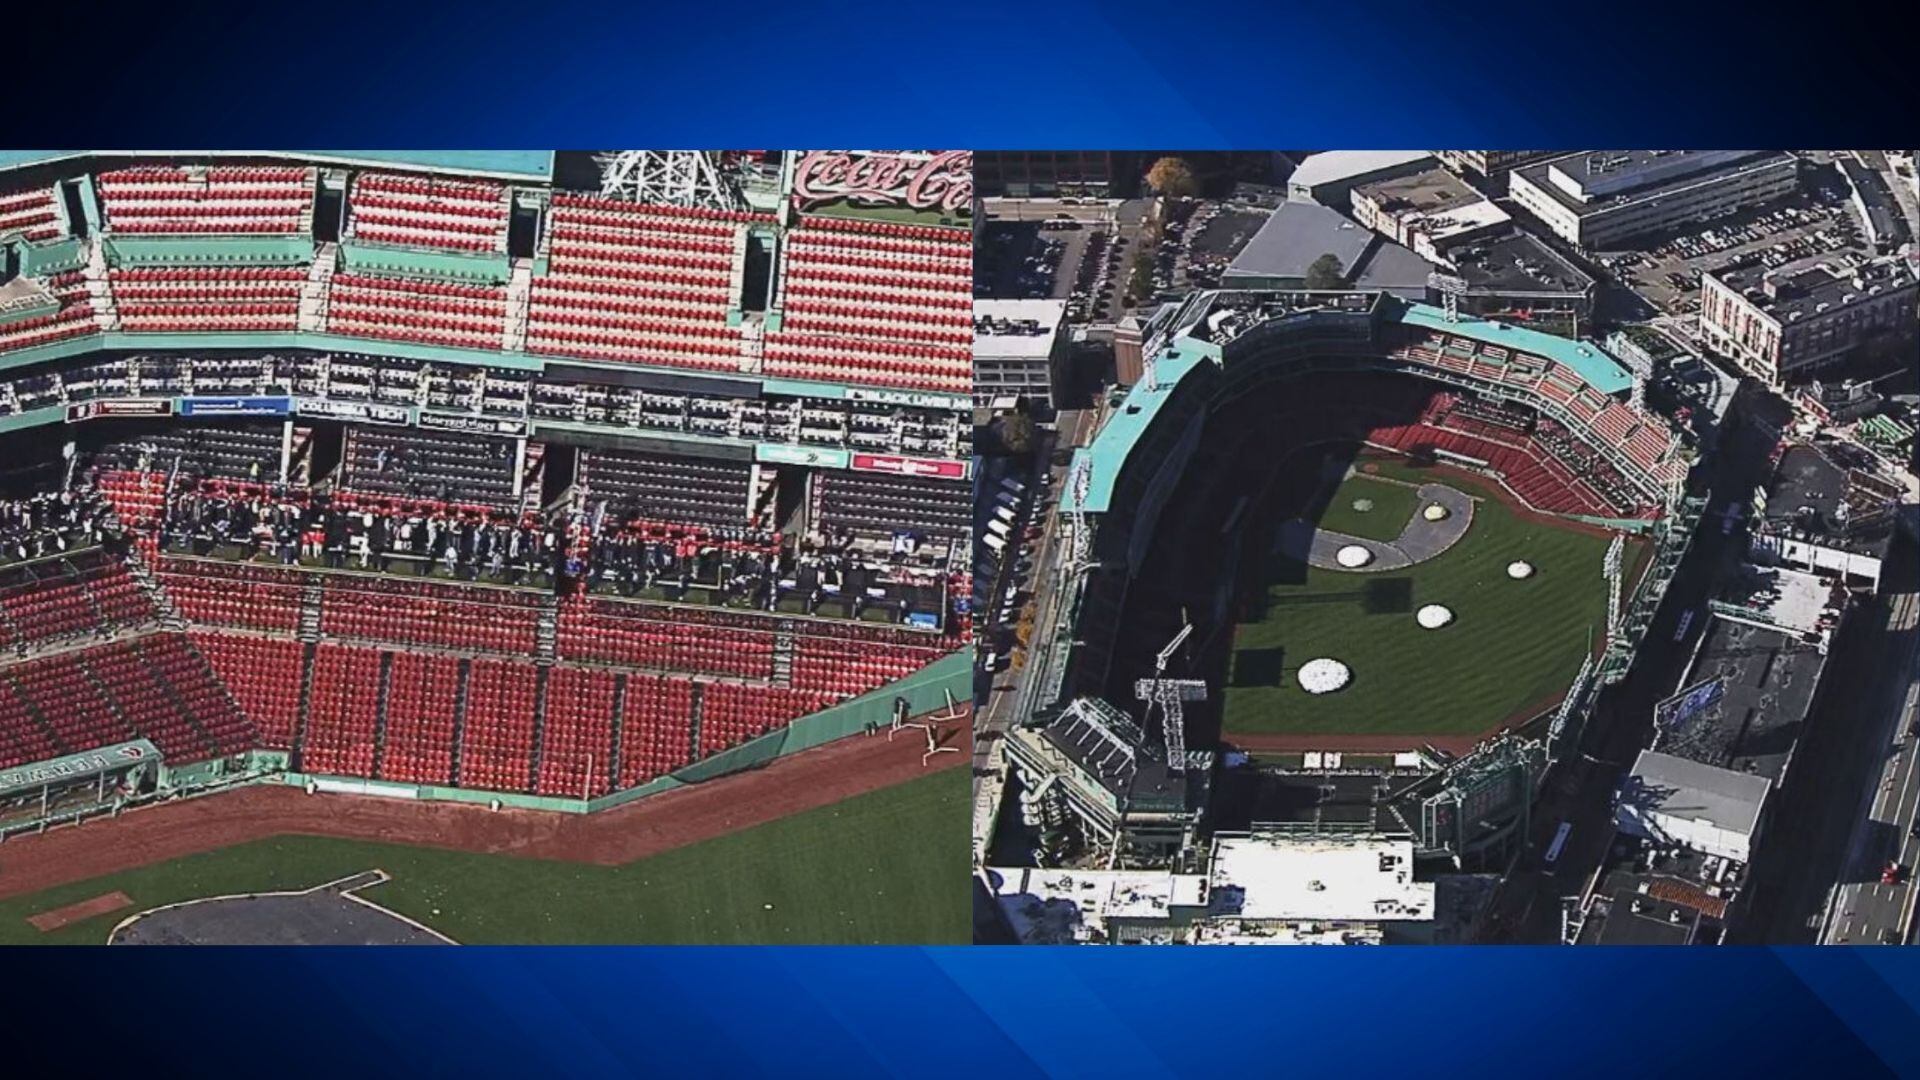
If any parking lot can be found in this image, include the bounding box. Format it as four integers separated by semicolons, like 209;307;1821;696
1593;170;1861;317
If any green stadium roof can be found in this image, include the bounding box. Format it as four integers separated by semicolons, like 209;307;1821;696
1395;301;1633;395
1060;343;1211;515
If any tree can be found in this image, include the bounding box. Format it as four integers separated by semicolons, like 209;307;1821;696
1304;252;1346;290
1144;157;1199;199
1000;412;1036;456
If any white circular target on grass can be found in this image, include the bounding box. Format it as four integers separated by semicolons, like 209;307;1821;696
1336;544;1374;568
1507;561;1536;580
1298;658;1352;694
1416;604;1454;629
1352;497;1375;512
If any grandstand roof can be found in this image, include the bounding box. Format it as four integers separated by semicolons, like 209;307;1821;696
294;151;553;180
1060;344;1209;515
0;151;87;173
1394;301;1634;395
0;150;553;181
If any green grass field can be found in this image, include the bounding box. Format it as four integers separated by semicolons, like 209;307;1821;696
1222;461;1619;739
1311;474;1421;542
0;770;966;945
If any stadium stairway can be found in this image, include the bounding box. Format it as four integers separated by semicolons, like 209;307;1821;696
299;244;338;333
370;651;395;778
606;673;629;791
535;602;558;665
123;552;187;632
291;642;317;752
771;620;796;688
298;581;323;642
83;239;120;331
527;665;551;791
687;682;706;760
447;657;472;785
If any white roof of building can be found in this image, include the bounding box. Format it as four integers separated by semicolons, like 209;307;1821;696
1405;198;1512;244
1621;750;1771;840
1289;151;1434;193
985;866;1209;943
1208;834;1435;922
974;298;1067;360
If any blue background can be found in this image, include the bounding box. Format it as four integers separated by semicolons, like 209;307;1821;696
4;2;1918;1073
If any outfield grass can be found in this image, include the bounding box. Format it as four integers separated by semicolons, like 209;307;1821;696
1223;463;1617;738
0;770;966;945
1312;474;1421;543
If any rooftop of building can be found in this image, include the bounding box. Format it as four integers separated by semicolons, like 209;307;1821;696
1620;749;1772;843
1517;150;1795;213
1208;831;1434;923
1288;151;1435;194
1710;252;1919;326
1656;615;1825;784
1227;201;1375;280
1354;165;1484;217
973;299;1068;360
1759;441;1901;558
1447;229;1596;296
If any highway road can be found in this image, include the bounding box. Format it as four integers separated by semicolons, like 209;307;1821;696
1824;589;1920;945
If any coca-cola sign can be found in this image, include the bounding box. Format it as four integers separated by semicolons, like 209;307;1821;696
791;150;973;215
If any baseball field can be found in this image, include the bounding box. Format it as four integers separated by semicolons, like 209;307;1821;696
1222;457;1629;743
0;766;966;945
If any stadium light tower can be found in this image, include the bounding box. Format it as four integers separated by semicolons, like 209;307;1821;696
1065;457;1096;572
1429;272;1469;324
595;151;744;210
1603;534;1625;639
1134;617;1203;772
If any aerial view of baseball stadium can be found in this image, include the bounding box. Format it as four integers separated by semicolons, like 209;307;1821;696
0;149;973;944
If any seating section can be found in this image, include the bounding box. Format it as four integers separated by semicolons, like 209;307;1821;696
699;682;835;756
347;172;509;254
614;673;695;787
0;271;96;354
110;265;305;333
458;657;537;792
342;425;519;507
96;165;314;235
0;184;64;243
536;665;617;798
320;576;540;653
768;217;971;393
193;631;304;749
0;551;158;654
0;676;62;770
82;639;213;759
816;471;970;539
91;424;286;484
303;643;381;777
0;633;242;764
791;625;949;697
326;271;508;352
159;559;305;631
378;650;461;785
526;195;758;372
556;598;776;679
579;448;749;529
